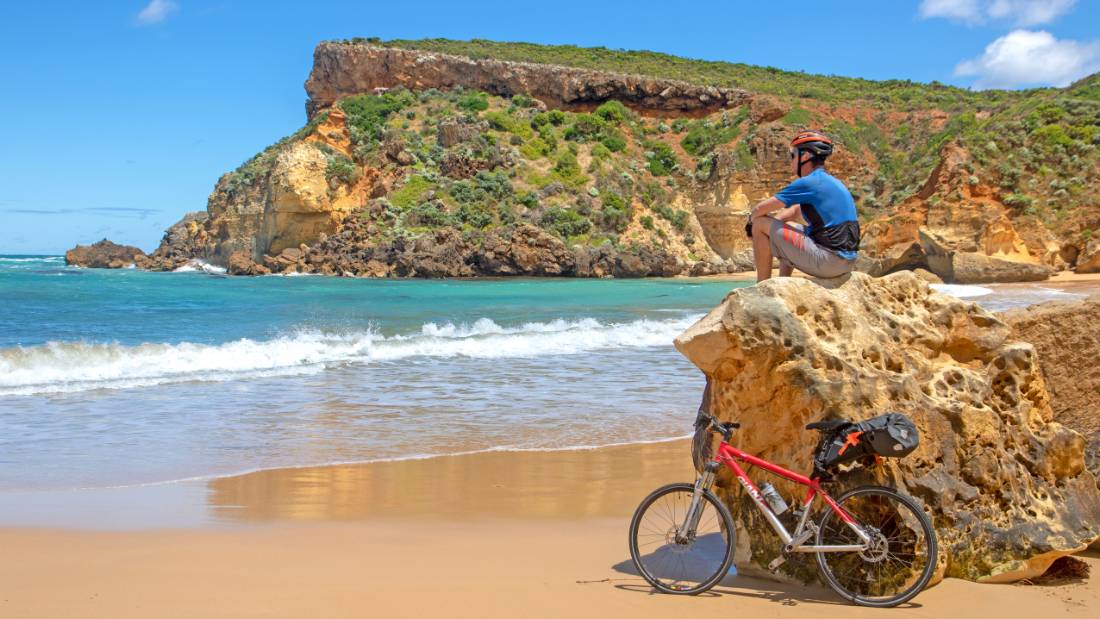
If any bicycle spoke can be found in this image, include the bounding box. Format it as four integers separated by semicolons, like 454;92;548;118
630;486;733;594
814;487;936;606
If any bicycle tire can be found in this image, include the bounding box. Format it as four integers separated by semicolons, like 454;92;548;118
628;482;735;595
814;485;938;608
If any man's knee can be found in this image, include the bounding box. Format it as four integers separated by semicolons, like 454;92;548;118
751;216;773;237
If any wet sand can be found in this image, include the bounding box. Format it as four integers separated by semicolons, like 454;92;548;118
2;440;1097;617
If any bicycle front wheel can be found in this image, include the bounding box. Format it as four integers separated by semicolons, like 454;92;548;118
628;482;735;595
815;485;938;608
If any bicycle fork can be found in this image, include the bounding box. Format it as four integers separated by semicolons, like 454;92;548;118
675;461;719;543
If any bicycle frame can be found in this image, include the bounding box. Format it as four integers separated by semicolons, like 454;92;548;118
682;441;870;553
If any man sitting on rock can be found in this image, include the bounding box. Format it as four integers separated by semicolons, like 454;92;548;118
745;130;860;282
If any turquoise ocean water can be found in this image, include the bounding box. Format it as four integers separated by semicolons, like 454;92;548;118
0;256;743;491
1;255;1085;494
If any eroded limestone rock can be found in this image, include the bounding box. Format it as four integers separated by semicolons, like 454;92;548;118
1078;239;1100;274
1001;295;1100;486
64;239;145;268
674;272;1100;583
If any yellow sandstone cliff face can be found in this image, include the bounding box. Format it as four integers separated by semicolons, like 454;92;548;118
1001;294;1100;490
674;272;1100;583
140;109;388;270
263;140;362;256
859;144;1055;282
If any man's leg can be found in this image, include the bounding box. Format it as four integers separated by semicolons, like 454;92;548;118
767;219;855;279
751;215;774;282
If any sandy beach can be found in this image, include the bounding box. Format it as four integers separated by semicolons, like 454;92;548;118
2;439;1096;618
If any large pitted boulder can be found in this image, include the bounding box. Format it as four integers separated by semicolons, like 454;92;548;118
674;272;1100;583
65;239;146;268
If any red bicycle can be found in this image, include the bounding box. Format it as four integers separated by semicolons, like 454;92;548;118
628;415;937;607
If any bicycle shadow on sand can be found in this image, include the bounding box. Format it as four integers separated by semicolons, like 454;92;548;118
610;544;923;609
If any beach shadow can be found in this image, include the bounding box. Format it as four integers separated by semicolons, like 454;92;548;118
612;541;923;609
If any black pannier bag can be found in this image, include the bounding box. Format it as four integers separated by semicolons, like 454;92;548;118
813;412;919;476
859;412;919;458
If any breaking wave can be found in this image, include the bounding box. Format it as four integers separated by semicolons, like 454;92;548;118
0;314;700;396
173;259;227;274
930;284;993;298
0;256;64;263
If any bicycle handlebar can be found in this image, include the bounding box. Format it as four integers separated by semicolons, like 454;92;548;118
700;414;740;441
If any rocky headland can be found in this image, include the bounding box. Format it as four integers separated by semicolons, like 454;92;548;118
69;39;1097;282
675;272;1100;583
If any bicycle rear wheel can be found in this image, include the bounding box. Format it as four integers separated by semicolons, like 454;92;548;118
628;482;735;595
815;485;937;608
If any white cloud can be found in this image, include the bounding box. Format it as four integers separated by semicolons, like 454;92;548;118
919;0;1076;26
920;0;983;23
136;0;178;25
954;29;1100;88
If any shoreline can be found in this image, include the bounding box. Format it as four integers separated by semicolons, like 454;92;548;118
15;254;1100;285
3;439;1097;617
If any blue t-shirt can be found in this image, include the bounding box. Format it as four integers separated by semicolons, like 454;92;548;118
775;168;860;260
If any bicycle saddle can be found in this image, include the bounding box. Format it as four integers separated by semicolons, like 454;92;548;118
805;419;851;432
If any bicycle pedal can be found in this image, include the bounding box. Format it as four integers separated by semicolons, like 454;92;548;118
767;556;786;573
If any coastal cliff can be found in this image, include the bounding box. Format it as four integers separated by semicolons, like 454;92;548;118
103;39;1098;280
304;42;750;119
675;272;1100;583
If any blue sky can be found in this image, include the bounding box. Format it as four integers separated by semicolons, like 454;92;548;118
1;1;1097;254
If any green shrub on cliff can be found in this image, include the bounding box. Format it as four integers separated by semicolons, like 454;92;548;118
595;100;630;123
653;204;688;231
733;142;755;172
520;137;554;159
484;110;534;139
391;175;433;210
563;114;608;142
325;155;359;185
781;107;812;126
597;192;631;232
1033;124;1075;150
552;150;588;188
341;90;414;149
644;140;678;176
680;121;738;157
457;202;495;228
457;91;489;112
600;131;627;153
540;207;592;238
403;201;454;228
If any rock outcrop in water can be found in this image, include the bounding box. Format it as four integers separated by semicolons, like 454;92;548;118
64;239;145;268
674;271;1100;582
1002;294;1100;488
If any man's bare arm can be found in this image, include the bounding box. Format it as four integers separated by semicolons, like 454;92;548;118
772;204;802;222
749;196;785;219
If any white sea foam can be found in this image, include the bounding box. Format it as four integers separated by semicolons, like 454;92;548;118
0;256;63;263
930;283;994;298
0;314;701;396
173;259;227;274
